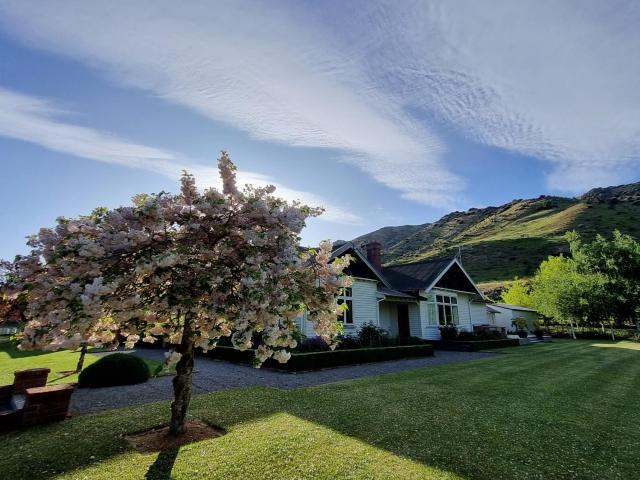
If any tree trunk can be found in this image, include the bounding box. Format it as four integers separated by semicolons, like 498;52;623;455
569;320;577;340
610;323;616;342
169;315;195;436
75;344;88;373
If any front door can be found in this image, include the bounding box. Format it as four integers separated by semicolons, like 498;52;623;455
397;304;410;338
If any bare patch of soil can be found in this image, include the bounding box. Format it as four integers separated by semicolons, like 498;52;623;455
125;420;224;453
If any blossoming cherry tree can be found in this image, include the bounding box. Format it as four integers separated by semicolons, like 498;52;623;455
1;152;351;435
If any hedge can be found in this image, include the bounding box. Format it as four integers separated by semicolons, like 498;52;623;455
78;353;151;388
434;339;520;352
207;344;435;371
206;346;255;364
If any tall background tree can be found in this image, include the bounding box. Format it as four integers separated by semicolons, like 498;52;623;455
502;230;640;339
567;231;640;330
530;255;584;339
500;278;534;308
0;152;351;435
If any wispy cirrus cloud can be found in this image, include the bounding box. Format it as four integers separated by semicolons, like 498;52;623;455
1;0;639;203
0;0;460;208
0;87;359;224
344;0;640;192
0;87;179;173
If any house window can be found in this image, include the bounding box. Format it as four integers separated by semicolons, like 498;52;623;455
435;295;459;326
337;287;353;325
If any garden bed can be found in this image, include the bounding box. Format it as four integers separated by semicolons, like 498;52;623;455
206;344;435;371
433;339;520;352
125;420;224;453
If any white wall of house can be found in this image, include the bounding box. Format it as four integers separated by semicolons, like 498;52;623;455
418;301;430;338
408;303;421;337
296;311;314;338
378;302;398;336
456;292;474;331
345;277;379;335
297;277;379;338
470;302;491;326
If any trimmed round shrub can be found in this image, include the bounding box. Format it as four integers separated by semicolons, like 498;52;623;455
78;353;151;388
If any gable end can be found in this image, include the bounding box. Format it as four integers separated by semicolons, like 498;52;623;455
428;259;482;295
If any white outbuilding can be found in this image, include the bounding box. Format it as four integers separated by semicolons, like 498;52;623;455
489;303;540;333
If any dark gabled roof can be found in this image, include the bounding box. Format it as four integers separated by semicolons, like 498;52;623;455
325;242;482;295
382;258;452;291
330;242;391;287
330;241;356;259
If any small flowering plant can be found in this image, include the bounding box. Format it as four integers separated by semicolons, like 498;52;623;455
0;151;351;435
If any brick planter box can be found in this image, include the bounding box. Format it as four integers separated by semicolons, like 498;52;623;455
13;368;51;394
1;368;75;430
22;384;75;426
207;344;435;372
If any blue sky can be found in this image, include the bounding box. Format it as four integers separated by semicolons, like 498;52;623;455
1;0;639;260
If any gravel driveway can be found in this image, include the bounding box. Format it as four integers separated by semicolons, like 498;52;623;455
70;349;495;415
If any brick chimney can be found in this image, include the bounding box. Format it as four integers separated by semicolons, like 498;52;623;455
365;241;382;270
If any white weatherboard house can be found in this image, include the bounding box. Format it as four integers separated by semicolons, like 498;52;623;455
297;242;494;341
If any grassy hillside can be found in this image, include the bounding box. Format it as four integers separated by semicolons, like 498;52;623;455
353;182;640;284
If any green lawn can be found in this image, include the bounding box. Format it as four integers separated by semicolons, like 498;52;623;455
0;339;164;385
2;340;639;479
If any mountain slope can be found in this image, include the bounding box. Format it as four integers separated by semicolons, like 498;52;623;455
353;182;640;284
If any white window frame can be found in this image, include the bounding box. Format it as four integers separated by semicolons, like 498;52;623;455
435;294;459;326
337;287;354;325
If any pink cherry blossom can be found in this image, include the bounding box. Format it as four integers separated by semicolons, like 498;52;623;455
0;151;351;435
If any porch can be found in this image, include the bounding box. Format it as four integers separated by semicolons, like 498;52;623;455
377;289;422;338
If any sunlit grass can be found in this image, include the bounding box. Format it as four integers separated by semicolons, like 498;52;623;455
591;340;640;351
61;413;461;480
0;340;163;385
1;340;639;479
0;339;100;385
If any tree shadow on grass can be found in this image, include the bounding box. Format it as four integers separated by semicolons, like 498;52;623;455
47;370;77;384
145;449;180;480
